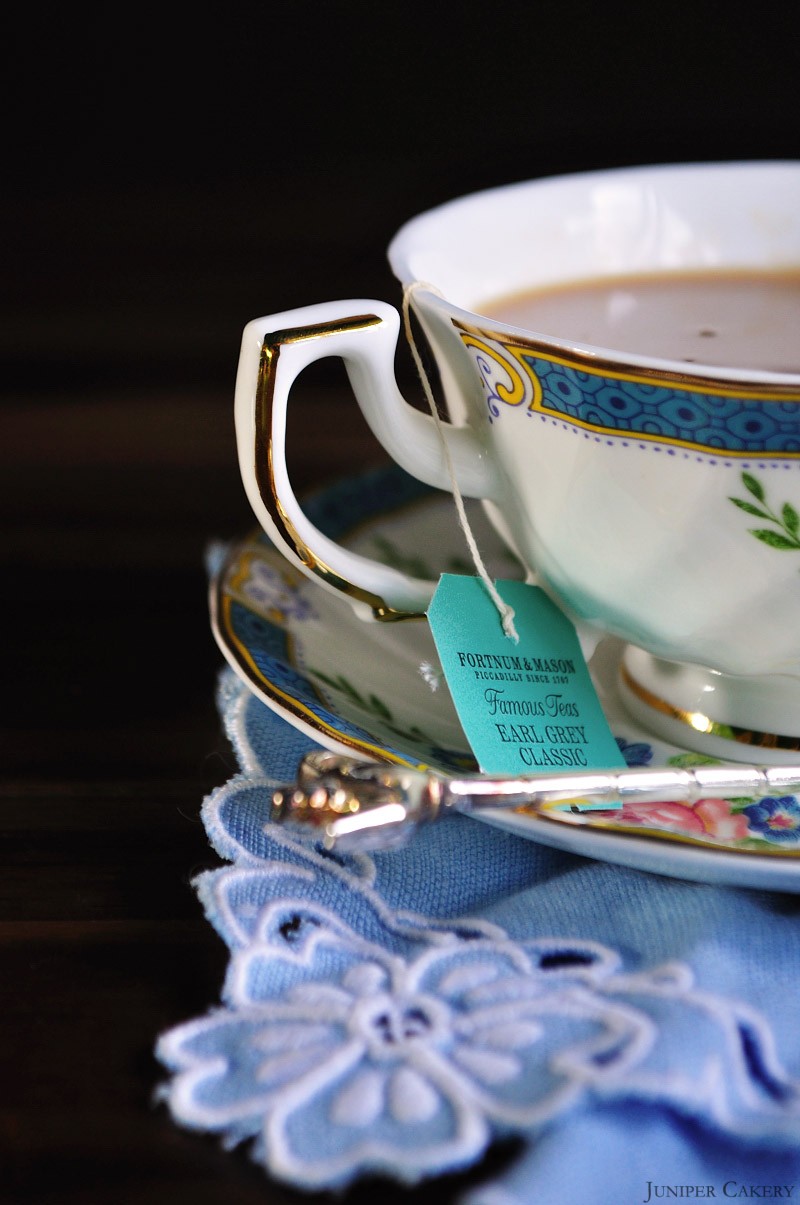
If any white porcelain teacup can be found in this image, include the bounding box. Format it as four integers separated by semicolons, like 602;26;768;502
235;162;800;762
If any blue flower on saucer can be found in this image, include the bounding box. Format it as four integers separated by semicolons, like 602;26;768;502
743;796;800;844
615;737;654;768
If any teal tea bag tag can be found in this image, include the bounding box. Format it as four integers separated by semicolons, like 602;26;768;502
427;575;625;807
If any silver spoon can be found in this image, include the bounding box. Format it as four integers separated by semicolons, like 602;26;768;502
268;751;800;853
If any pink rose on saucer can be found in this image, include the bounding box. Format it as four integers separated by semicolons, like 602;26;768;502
620;797;750;841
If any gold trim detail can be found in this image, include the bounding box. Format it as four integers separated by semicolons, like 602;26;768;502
460;334;535;408
254;316;424;623
620;662;800;752
454;317;800;402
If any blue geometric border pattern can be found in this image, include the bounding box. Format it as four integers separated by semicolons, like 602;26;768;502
524;354;800;457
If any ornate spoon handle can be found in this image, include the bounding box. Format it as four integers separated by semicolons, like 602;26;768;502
269;751;800;853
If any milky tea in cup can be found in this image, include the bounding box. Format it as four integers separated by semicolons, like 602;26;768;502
481;269;800;373
234;162;800;762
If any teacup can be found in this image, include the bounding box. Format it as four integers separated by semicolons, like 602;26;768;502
234;162;800;763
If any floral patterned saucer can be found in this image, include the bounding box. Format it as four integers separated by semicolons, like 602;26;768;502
211;464;800;890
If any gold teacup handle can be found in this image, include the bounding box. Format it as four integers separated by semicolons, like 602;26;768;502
234;300;499;621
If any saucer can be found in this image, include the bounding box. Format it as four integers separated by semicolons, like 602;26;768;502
211;464;800;891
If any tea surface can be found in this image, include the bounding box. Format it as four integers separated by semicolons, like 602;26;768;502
480;269;800;372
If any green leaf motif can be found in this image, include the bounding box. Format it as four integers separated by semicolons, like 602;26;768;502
783;502;800;537
729;498;770;519
750;529;800;550
371;536;432;580
368;693;392;720
742;471;765;502
668;752;722;768
729;470;800;561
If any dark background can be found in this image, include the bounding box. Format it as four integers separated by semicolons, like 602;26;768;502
3;5;800;1203
6;4;800;397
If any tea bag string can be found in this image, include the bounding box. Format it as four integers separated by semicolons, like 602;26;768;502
402;282;519;642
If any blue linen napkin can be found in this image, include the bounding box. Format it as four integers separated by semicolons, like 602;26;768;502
156;666;800;1202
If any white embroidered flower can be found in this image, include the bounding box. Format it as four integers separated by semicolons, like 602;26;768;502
160;911;654;1188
